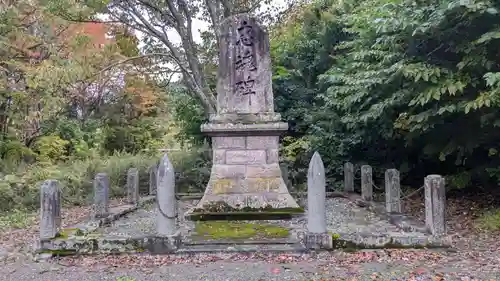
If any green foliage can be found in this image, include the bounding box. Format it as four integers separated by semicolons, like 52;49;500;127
167;84;207;146
167;144;212;193
33;135;70;162
271;0;500;189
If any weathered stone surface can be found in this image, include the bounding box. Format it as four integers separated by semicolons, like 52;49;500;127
214;149;226;164
127;168;139;205
209;113;282;124
213;165;246;178
40;180;61;240
201;122;288;136
188;13;299;216
246;164;282;178
385;169;401;213
197;193;296;209
225;150;266;165
92;173;109;219
246;178;282;192
211;178;241;194
149;165;158;195
280;164;292;190
297;231;332;249
216;14;273;113
332;232;451;248
213;136;246;149
39;235;181;255
156;154;177;236
307;152;327;234
246;136;278;149
361;165;373;201
425;175;446;236
267;149;279;164
344;162;354;192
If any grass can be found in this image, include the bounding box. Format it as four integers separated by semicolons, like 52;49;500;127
477;209;500;230
0;209;35;231
194;221;290;240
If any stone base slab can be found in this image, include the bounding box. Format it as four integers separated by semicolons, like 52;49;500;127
35;231;451;256
190;192;301;209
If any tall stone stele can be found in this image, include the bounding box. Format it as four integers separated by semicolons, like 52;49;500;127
186;14;301;219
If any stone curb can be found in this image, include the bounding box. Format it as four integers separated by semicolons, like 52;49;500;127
349;193;429;233
34;196;156;256
36;231;450;256
334;232;452;248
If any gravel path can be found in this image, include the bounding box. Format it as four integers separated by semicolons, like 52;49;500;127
2;250;500;281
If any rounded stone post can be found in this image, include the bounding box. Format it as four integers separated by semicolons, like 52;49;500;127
92;173;109;219
307;152;326;233
385;169;401;213
425;175;446;236
344;162;354;192
40;180;61;240
361;165;373;201
127;168;139;205
156;153;177;236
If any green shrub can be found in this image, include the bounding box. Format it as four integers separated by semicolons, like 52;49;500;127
0;147;212;212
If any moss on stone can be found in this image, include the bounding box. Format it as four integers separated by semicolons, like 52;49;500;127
54;228;84;239
328;232;341;240
41;249;77;256
194;221;290;240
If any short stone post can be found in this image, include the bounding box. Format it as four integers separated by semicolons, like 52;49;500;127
425;175;446;236
344;162;354;192
149;164;158;195
307;152;326;233
301;152;332;249
127;168;139;205
156;153;177;236
385;169;401;213
92;173;109;218
361;165;373;201
40;180;61;240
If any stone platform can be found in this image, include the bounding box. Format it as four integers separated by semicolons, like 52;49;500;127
36;194;451;255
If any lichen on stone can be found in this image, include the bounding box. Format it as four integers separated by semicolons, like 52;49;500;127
194;221;290;240
192;200;304;214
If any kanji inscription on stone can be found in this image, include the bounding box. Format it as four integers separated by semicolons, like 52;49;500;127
235;76;255;96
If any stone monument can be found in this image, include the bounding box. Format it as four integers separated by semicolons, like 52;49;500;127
186;14;301;219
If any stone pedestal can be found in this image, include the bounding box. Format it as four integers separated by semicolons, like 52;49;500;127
185;115;300;219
